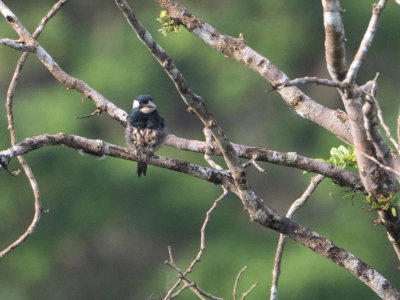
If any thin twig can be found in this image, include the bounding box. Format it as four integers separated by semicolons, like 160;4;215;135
242;155;265;172
275;76;378;100
366;74;399;151
270;174;325;300
345;0;387;83
240;282;258;300
165;259;220;300
164;187;228;299
0;0;70;261
186;187;228;274
361;78;393;165
233;266;247;300
76;107;103;119
276;76;349;90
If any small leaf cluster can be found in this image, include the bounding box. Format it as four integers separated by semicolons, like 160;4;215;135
366;193;400;217
303;145;357;175
157;10;180;37
323;145;357;169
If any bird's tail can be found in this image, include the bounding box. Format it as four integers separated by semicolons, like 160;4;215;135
137;162;147;177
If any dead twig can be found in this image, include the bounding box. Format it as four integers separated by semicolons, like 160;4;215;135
270;174;325;300
164;187;228;299
345;0;387;83
233;266;247;300
76;107;104;119
365;74;398;152
242;155;265;173
240;282;258;300
275;76;349;90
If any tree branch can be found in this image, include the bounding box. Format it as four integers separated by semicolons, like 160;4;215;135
164;249;223;300
164;187;227;299
233;266;247;300
277;76;349;89
156;0;353;143
0;133;229;185
1;0;70;261
363;92;393;166
0;0;127;126
345;0;387;83
321;0;347;81
372;91;399;152
167;134;363;191
270;175;325;300
115;1;399;297
0;38;36;51
232;266;258;300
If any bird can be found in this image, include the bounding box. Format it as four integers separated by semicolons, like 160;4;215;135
125;94;167;177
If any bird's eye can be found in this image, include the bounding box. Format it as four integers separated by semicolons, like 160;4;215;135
142;100;149;104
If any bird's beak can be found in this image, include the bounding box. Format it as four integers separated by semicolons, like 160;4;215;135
142;101;156;109
140;100;157;114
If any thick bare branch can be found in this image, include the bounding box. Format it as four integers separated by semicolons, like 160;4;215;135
340;88;400;280
256;197;400;299
157;0;353;143
341;91;394;198
322;0;347;81
0;133;229;185
167;135;363;191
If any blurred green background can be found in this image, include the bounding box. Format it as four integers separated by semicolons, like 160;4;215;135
0;0;399;299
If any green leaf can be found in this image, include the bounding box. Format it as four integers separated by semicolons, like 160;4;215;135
391;207;397;217
157;10;181;37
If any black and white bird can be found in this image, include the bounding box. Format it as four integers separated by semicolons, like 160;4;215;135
125;94;167;177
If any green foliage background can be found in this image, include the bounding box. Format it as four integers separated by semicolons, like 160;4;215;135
0;0;399;299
